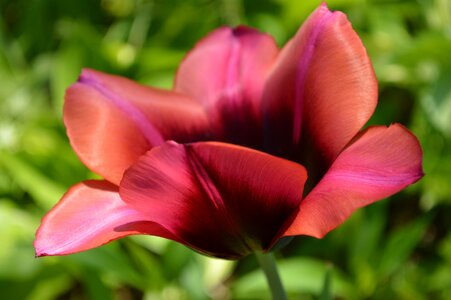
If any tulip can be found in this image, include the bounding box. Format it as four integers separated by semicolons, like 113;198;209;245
35;4;423;262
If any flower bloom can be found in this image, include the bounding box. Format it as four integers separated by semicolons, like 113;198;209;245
35;4;423;259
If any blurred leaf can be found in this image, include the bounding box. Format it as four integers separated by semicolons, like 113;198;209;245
439;231;451;263
180;257;209;300
26;273;72;300
124;240;166;291
378;215;431;277
0;200;41;279
425;261;451;297
67;243;146;289
130;235;170;255
162;242;194;281
421;71;451;136
348;203;387;296
319;264;333;300
350;202;387;264
50;46;85;114
278;0;363;36
136;47;184;88
136;47;183;72
398;32;451;70
413;106;451;208
81;267;114;300
232;257;356;299
0;280;34;300
0;151;65;209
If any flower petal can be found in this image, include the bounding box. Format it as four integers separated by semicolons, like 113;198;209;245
174;26;278;147
35;180;177;256
175;26;278;111
284;124;424;238
65;69;209;184
120;141;307;259
262;3;377;163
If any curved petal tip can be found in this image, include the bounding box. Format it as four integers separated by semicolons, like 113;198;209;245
285;124;423;238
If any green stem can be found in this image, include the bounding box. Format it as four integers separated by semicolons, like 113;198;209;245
255;252;288;300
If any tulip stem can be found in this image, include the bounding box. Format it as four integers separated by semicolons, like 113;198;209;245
255;251;288;300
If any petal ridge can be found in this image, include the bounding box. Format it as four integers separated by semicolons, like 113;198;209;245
120;141;308;258
185;145;226;212
292;6;335;143
174;27;278;147
79;71;165;146
284;124;423;238
64;69;210;184
34;180;176;256
262;3;377;164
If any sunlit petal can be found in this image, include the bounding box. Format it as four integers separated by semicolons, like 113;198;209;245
284;124;423;238
35;180;177;256
262;4;377;163
65;69;209;184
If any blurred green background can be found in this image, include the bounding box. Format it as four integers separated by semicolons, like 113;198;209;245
1;0;450;299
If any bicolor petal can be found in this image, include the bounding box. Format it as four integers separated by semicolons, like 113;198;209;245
120;141;307;259
284;124;424;238
65;69;209;184
35;180;177;256
174;27;278;147
262;3;377;163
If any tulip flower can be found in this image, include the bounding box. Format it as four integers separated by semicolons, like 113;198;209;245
35;3;423;267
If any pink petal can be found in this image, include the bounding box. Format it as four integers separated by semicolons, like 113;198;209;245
175;26;278;111
120;141;307;259
65;69;209;185
35;180;177;256
284;124;424;238
174;26;278;147
262;4;377;163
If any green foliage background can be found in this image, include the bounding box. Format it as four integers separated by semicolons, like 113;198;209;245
1;0;450;299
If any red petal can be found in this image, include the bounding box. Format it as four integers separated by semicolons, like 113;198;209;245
34;180;177;256
120;141;307;259
174;26;278;147
65;69;209;184
175;26;278;111
284;124;424;238
262;4;377;163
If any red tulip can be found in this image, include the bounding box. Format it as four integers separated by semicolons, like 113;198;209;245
35;4;423;259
